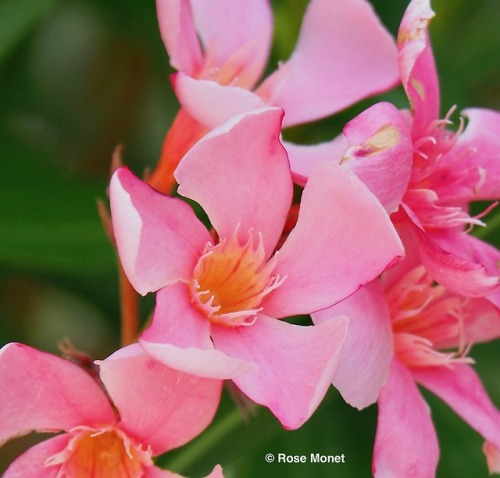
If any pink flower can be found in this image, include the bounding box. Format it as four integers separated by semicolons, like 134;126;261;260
0;342;223;478
313;252;500;477
149;0;399;192
393;0;500;304
288;0;500;304
110;107;404;429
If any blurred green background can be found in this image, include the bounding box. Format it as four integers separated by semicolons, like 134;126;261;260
0;0;499;476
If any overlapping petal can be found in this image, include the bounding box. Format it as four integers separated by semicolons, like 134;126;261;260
373;358;439;478
438;108;500;201
313;280;393;410
175;108;292;259
284;137;348;187
417;229;500;299
0;343;114;445
110;167;212;295
263;161;403;318
2;434;72;478
187;0;272;87
141;284;255;379
397;0;439;137
257;0;399;127
174;73;267;130
211;315;348;430
98;344;222;455
340;102;413;213
157;0;202;75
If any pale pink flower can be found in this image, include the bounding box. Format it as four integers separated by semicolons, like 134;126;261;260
0;342;223;478
110;107;404;429
149;0;399;192
313;248;500;477
288;0;500;304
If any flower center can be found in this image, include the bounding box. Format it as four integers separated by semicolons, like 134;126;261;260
192;230;284;327
386;266;472;368
45;427;152;478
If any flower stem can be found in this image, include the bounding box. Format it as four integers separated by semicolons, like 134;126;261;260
119;263;139;346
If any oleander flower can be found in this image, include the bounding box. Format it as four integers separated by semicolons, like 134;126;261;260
393;0;500;304
0;343;223;478
149;0;399;192
288;0;500;304
110;107;404;429
313;252;500;477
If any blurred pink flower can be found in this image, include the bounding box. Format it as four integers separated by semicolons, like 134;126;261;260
110;107;404;429
0;343;223;478
149;0;399;192
314;252;500;477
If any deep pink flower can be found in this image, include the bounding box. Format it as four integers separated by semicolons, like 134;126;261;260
313;250;500;476
149;0;399;192
288;0;500;304
0;343;223;478
393;0;500;304
110;107;404;429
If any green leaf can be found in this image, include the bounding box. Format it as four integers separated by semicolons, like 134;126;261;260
0;136;115;275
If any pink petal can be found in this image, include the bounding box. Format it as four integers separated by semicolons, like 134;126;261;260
443;108;500;200
257;0;399;127
341;102;413;213
143;464;224;478
483;442;500;475
2;434;71;478
263;161;404;318
175;108;292;259
373;358;439;478
0;343;114;445
284;136;348;187
417;229;500;299
173;73;267;130
110;168;211;295
413;364;500;450
211;315;348;430
157;0;203;75
189;0;272;88
140;284;255;379
427;296;500;350
397;0;440;138
312;280;393;410
98;344;222;455
143;468;184;478
204;465;224;478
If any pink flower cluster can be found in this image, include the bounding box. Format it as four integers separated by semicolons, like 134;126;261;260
1;0;499;476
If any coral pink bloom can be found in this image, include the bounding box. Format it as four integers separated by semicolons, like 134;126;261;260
110;107;404;429
313;255;500;477
149;0;399;192
0;343;223;478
